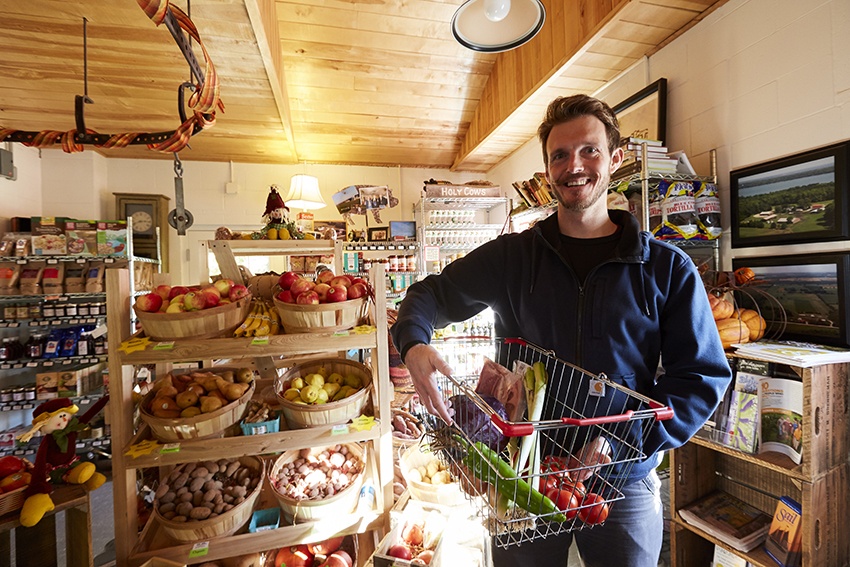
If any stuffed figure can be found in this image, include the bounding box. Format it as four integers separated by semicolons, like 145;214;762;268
16;396;109;527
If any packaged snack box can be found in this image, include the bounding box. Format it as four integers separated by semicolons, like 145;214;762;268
97;220;128;256
31;217;68;255
65;220;99;256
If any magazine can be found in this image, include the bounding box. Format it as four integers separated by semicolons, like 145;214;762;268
764;496;803;567
679;491;772;552
758;377;803;465
732;340;850;367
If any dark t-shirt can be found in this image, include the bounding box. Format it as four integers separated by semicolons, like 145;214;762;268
558;227;623;284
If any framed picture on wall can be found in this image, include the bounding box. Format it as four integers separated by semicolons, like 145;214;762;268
612;78;668;145
732;253;850;348
730;141;850;248
367;226;388;242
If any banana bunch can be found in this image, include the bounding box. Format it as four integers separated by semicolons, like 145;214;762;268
234;300;280;337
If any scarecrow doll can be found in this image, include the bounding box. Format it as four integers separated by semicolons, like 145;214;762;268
16;396;109;527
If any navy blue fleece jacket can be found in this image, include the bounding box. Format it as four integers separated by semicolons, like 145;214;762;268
391;209;732;483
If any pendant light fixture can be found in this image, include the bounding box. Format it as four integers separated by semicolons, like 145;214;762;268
286;174;327;210
451;0;546;53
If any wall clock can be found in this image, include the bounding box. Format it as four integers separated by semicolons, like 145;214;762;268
114;193;171;273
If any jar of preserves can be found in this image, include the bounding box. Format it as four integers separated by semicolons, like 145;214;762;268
3;304;16;320
29;302;42;319
24;386;36;401
0;338;12;361
42;300;56;318
78;303;90;317
54;302;66;317
11;388;25;402
16;304;28;320
25;333;46;359
65;303;78;317
0;389;12;403
90;302;102;316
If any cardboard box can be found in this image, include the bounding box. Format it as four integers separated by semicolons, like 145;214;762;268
96;220;128;256
31;216;68;255
36;371;59;400
64;220;99;256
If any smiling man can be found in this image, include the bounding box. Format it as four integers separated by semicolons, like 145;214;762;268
391;95;732;567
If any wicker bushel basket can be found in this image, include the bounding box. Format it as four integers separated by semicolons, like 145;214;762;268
134;295;252;341
140;377;255;442
275;358;372;429
272;296;368;334
0;485;27;516
154;456;264;543
270;443;365;523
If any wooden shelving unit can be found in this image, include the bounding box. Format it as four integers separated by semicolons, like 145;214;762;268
107;242;392;566
670;355;850;567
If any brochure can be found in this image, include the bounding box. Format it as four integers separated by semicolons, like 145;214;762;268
732;340;850;367
723;390;759;453
679;491;771;552
758;377;803;465
712;544;751;567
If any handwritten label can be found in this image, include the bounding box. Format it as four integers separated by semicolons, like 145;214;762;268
250;336;270;346
331;424;350;435
153;342;175;351
160;443;181;454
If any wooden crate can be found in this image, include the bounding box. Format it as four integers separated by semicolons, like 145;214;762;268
671;442;850;567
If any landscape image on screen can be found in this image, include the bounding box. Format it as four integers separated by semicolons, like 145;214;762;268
737;156;836;239
740;262;840;342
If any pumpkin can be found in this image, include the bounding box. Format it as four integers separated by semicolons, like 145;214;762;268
716;318;750;349
734;266;756;286
736;308;766;341
707;293;735;321
247;274;280;301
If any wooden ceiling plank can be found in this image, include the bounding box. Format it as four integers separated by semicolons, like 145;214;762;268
246;0;298;161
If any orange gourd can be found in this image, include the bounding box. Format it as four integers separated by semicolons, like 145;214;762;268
734;267;756;285
707;293;735;321
716;318;750;349
736;308;766;341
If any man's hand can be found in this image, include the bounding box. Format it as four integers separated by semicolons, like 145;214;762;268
567;437;612;481
404;343;454;424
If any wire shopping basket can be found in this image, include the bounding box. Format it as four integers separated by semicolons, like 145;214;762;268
423;337;673;548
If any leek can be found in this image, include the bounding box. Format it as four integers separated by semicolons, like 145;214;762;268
516;361;547;476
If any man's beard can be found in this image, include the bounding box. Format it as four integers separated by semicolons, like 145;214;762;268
551;174;609;212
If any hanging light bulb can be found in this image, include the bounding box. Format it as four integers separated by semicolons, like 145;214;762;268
451;0;545;53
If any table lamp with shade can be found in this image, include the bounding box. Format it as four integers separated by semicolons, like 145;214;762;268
286;174;327;211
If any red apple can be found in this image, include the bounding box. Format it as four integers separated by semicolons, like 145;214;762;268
229;284;250;302
316;269;336;285
386;544;413;560
347;282;367;299
349;277;367;287
212;278;234;297
329;275;352;289
314;283;332;302
168;285;190;300
326;285;348;303
134;293;163;313
415;549;434;565
154;284;171;300
296;290;320;305
183;291;207;311
290;278;315;296
278;271;301;291
276;290;295;304
201;289;221;308
322;550;353;567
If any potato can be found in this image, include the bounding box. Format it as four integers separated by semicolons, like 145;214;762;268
189;506;212;520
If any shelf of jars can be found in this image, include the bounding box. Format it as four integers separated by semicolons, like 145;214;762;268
0;354;108;371
0;254;156;264
0;292;106;305
342;241;418;252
